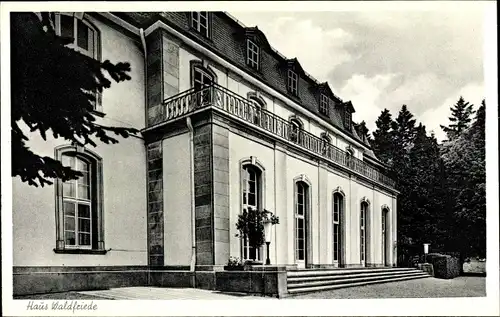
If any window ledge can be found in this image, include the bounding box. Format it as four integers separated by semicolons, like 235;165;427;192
54;248;108;255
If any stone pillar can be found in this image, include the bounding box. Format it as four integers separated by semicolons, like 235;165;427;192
192;118;231;266
193;124;214;265
146;30;179;127
147;141;164;266
212;124;230;265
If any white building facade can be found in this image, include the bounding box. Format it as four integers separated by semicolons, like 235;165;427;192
12;11;398;294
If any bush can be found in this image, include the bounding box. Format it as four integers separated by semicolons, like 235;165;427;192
427;253;460;279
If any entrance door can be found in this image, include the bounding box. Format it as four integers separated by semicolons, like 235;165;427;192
360;202;368;266
295;181;308;268
333;193;343;267
382;209;389;266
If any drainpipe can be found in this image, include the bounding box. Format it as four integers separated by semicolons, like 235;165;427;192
140;28;148;128
186;117;197;287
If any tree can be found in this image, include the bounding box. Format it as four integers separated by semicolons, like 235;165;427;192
371;109;394;166
11;12;138;187
406;124;449;250
440;96;475;141
441;99;486;258
235;207;279;259
354;120;372;144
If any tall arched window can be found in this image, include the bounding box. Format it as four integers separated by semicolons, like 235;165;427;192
295;181;309;265
360;201;369;265
241;164;262;261
54;146;104;253
62;155;92;247
333;192;343;264
382;207;389;266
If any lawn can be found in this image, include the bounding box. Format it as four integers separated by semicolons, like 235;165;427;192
292;276;486;299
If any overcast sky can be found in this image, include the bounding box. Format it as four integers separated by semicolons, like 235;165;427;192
230;5;485;142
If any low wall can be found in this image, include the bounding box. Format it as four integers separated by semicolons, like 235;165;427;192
214;266;288;298
13;266;150;296
13;265;288;297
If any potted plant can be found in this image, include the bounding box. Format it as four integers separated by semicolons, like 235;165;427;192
235;207;279;266
224;256;244;271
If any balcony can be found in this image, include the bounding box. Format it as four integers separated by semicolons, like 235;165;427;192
157;84;396;189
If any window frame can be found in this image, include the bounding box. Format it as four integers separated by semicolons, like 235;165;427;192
191;12;211;38
295;181;307;262
190;61;216;107
54;13;103;113
360;202;368;264
289;117;303;144
344;109;352;130
62;155;93;249
240;161;265;262
332;193;343;264
54;145;105;254
287;69;298;96
246;39;260;70
320;94;329;116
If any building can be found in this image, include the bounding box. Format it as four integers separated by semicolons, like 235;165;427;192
12;11;398;295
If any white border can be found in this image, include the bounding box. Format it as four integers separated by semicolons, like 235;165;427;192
1;1;498;316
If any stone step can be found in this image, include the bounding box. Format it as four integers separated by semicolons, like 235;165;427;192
288;271;429;289
288;270;426;284
287;267;417;278
287;274;431;295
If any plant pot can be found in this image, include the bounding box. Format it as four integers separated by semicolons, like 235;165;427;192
224;265;244;271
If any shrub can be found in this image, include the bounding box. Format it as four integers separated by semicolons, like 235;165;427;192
427;253;460;279
226;256;243;267
235;208;279;249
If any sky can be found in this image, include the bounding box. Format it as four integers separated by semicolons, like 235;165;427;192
229;4;486;142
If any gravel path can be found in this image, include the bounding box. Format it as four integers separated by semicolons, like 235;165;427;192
292;276;486;299
14;276;486;300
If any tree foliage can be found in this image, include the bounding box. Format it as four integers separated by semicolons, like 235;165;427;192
371;98;485;264
11;12;138;187
371;109;394;166
440;96;475;141
235;207;279;249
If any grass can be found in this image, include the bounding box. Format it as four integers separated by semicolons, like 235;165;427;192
292;276;486;299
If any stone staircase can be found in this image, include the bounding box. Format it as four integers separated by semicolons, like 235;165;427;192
287;267;431;295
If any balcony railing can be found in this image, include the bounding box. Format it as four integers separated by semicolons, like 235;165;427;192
161;84;396;188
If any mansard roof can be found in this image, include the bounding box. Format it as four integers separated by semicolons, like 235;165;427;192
114;11;372;149
316;82;342;103
242;26;271;50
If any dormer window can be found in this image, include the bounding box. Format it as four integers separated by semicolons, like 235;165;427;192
344;110;352;130
287;70;298;96
191;12;210;38
320;94;329;116
246;39;260;70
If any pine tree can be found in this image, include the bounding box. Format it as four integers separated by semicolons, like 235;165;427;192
390;105;418;264
11;12;138;187
440;96;475;141
406;124;448;250
441;98;486;258
371;109;394;166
